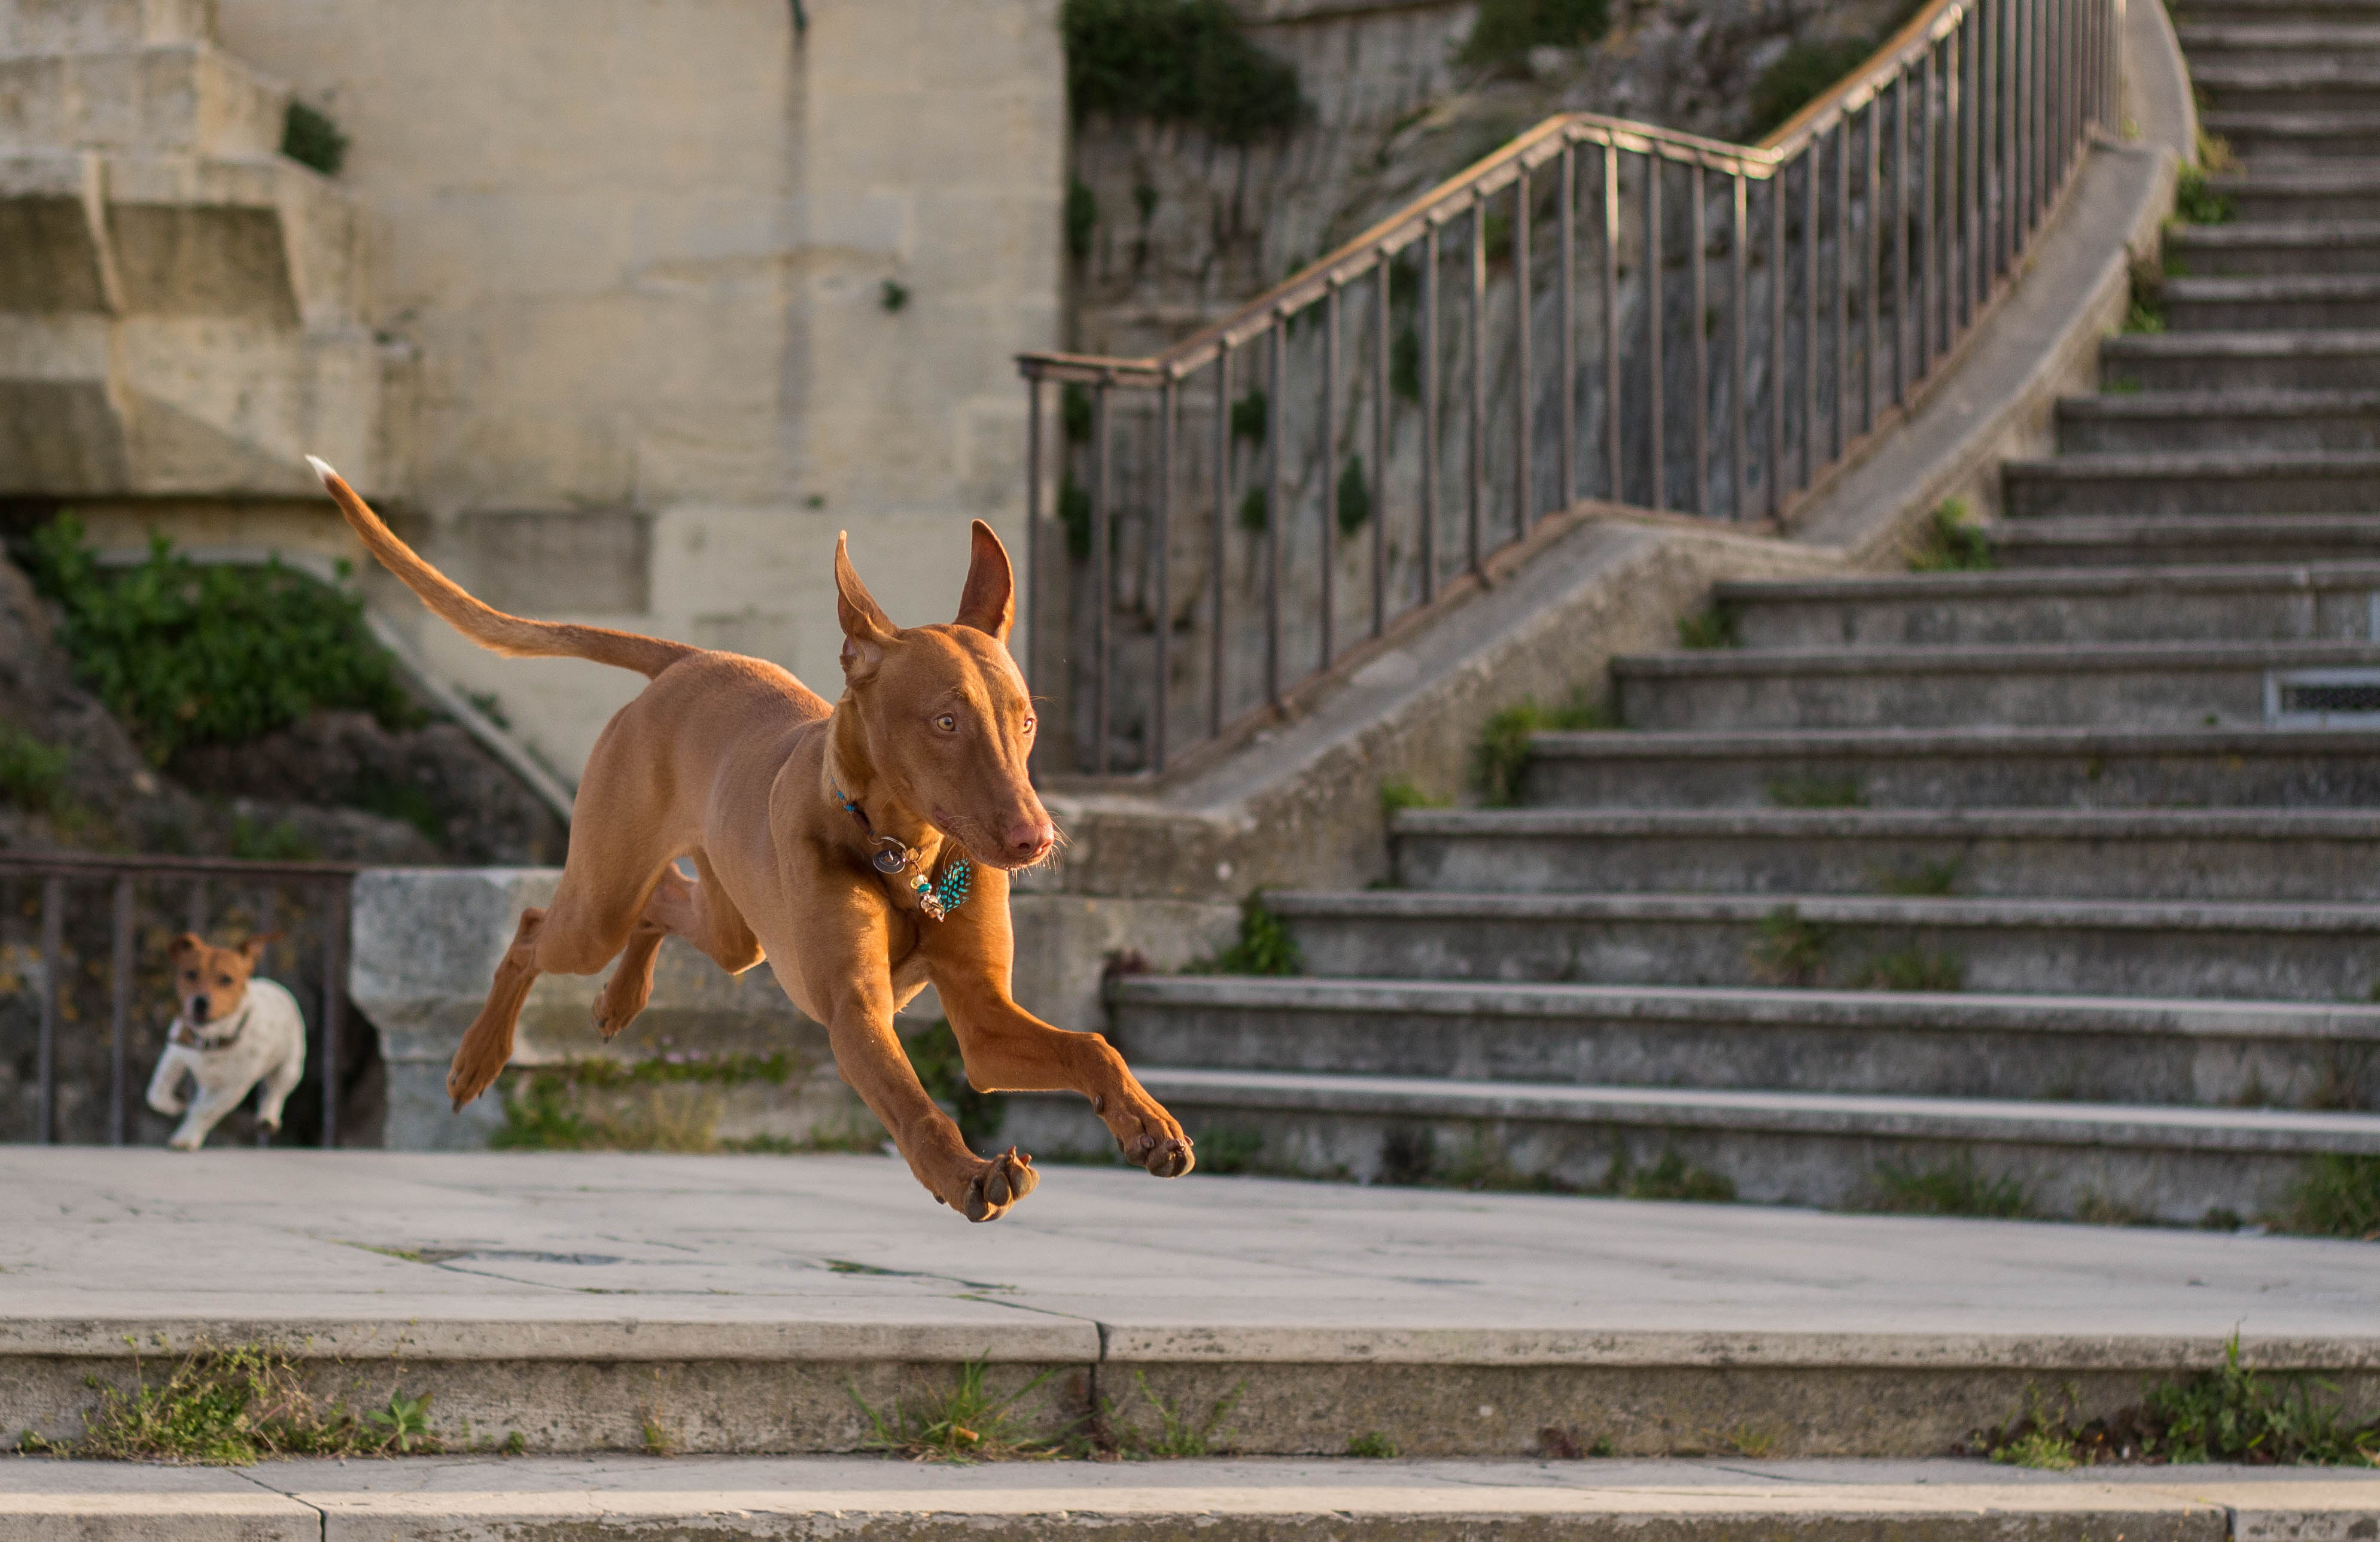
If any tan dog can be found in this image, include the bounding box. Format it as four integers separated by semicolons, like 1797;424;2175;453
146;933;308;1150
306;457;1191;1219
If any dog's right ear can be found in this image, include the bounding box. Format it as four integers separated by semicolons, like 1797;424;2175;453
170;932;202;961
835;531;896;683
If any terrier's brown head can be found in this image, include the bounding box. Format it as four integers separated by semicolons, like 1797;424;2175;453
833;521;1055;869
170;933;275;1027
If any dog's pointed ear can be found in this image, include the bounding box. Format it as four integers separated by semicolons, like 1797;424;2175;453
835;531;896;682
171;932;202;961
241;932;283;963
952;519;1014;642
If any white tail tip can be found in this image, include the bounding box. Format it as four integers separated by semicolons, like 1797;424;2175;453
305;454;338;485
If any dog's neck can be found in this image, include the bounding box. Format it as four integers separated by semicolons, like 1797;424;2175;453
174;995;254;1050
823;710;946;871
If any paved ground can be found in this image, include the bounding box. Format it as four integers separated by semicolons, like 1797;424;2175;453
3;1147;2376;1362
4;1454;2377;1540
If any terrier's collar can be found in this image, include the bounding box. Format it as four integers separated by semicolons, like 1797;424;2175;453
172;999;254;1051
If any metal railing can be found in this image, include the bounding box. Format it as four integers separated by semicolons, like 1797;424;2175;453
1019;0;2120;778
2;852;356;1147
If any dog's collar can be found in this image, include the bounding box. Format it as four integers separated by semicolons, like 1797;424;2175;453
830;781;971;921
172;999;254;1051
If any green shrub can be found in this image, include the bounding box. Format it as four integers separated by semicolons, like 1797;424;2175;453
1379;779;1450;817
2125;258;2168;334
21;516;415;764
1748;904;1834;986
0;725;69;813
2174;165;2233;226
1617;1150;1736;1202
1747;38;1875;139
48;1341;434;1463
1457;0;1611;73
1189;893;1302;976
1907;497;1994;572
2273;1153;2380;1240
1390;323;1423;403
1868;1152;2029;1217
1231;388;1269;446
1676;601;1739;650
281;101;347;176
1062;0;1305;144
1347;1430;1399;1458
1980;1337;2380;1467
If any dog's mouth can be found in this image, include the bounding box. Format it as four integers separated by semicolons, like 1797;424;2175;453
934;808;1061;872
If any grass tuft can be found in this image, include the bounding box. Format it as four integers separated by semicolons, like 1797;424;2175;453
1192;1127;1265;1175
1347;1430;1399;1458
1676;601;1740;650
1979;1337;2380;1467
2272;1154;2380;1240
1767;774;1865;809
41;1341;437;1464
1871;859;1959;897
1856;946;1964;993
2174;165;2233;226
850;1357;1062;1464
1380;779;1451;818
1868;1152;2030;1218
1615;1150;1736;1203
1472;690;1616;806
1104;1372;1243;1458
1907;497;1995;573
1747;904;1834;987
1186;893;1302;977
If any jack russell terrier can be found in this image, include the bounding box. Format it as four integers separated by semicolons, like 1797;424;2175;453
145;933;308;1150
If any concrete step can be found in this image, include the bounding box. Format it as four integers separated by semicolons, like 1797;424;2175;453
0;44;288;159
1265;887;2380;1000
2193;62;2380;114
2200;110;2380;161
1609;637;2380;731
2002;451;2380;516
2056;390;2380;454
1722;564;2380;649
0;0;217;57
1389;807;2380;902
2177;0;2380;20
1110;974;2380;1107
1011;1066;2380;1224
1991;512;2380;567
2164;219;2380;276
2210;166;2380;223
2098;330;2380;392
2178;20;2380;64
2165;275;2380;331
11;1458;2380;1540
1521;723;2380;810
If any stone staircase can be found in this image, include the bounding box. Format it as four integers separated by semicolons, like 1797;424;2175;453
0;0;391;495
1012;0;2380;1227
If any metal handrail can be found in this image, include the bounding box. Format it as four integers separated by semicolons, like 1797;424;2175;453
1020;0;2119;778
2;851;358;1148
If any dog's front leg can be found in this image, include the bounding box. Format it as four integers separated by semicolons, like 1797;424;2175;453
923;885;1193;1179
145;1048;191;1118
168;1083;249;1150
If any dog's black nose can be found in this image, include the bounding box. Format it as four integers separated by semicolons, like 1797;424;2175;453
190;994;210;1022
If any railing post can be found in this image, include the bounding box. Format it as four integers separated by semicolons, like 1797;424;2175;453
1863;99;1880;435
320;878;348;1150
1647;151;1666;510
1767;162;1785;518
1211;346;1229;737
1371;251;1389;638
37;875;63;1145
1803;142;1819;489
1467;191;1487;574
1090;375;1112;774
1513;168;1533;541
1730;167;1749;522
1602;141;1623;503
1558;139;1578;512
1420;215;1441;601
1320;282;1339;670
1266;320;1285;708
1833;120;1849;461
1154;373;1174;771
1691;160;1709;516
1893;69;1910;408
109;875;132;1146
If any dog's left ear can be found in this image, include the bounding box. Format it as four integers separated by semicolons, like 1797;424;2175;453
171;932;202;961
952;519;1014;643
241;932;284;964
835;531;897;683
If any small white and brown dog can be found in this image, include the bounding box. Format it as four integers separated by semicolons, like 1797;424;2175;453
145;933;308;1150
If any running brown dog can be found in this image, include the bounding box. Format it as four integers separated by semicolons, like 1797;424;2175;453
307;457;1192;1220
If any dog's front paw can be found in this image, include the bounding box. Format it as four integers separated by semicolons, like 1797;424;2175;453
148;1098;185;1117
1094;1088;1195;1178
166;1132;202;1152
949;1148;1038;1223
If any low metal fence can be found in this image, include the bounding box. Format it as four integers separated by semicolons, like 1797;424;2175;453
2;851;357;1146
1018;0;2119;778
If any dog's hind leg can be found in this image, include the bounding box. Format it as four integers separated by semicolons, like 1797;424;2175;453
254;1051;305;1135
592;853;763;1040
447;907;550;1109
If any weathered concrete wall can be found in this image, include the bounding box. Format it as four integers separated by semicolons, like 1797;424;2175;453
29;0;1066;779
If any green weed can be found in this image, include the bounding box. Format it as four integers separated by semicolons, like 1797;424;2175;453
281;100;347;175
1458;0;1609;72
1857;946;1964;993
1872;860;1960;897
1390;323;1422;403
1187;893;1302;977
1748;37;1876;138
1907;497;1995;572
20;516;416;764
850;1357;1061;1463
1676;601;1740;650
1336;454;1372;535
0;724;70;814
2272;1154;2380;1240
1868;1152;2030;1218
1347;1430;1399;1458
54;1341;436;1464
1107;1371;1243;1458
1192;1126;1265;1175
1980;1338;2380;1467
1237;485;1269;533
230;816;318;862
1767;774;1865;808
2125;257;2167;334
2174;165;2232;226
1615;1150;1736;1203
1062;0;1305;144
1231;388;1269;445
1379;779;1450;818
1066;178;1097;260
2101;376;2143;395
1748;904;1833;986
1471;690;1615;805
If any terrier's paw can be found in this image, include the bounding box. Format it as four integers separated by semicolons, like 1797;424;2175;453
148;1098;186;1117
167;1133;202;1152
954;1147;1039;1223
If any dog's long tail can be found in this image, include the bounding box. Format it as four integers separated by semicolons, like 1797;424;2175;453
307;456;698;680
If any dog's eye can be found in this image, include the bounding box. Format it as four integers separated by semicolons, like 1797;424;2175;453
935;713;956;732
215;975;232;987
1022;715;1036;735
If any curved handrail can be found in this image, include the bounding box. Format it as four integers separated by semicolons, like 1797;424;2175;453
1021;0;1982;384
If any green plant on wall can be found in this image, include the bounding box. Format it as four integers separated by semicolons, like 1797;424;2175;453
1062;0;1306;144
281;101;347;176
1458;0;1611;73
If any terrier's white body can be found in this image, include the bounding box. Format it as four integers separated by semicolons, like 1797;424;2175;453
145;977;308;1149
